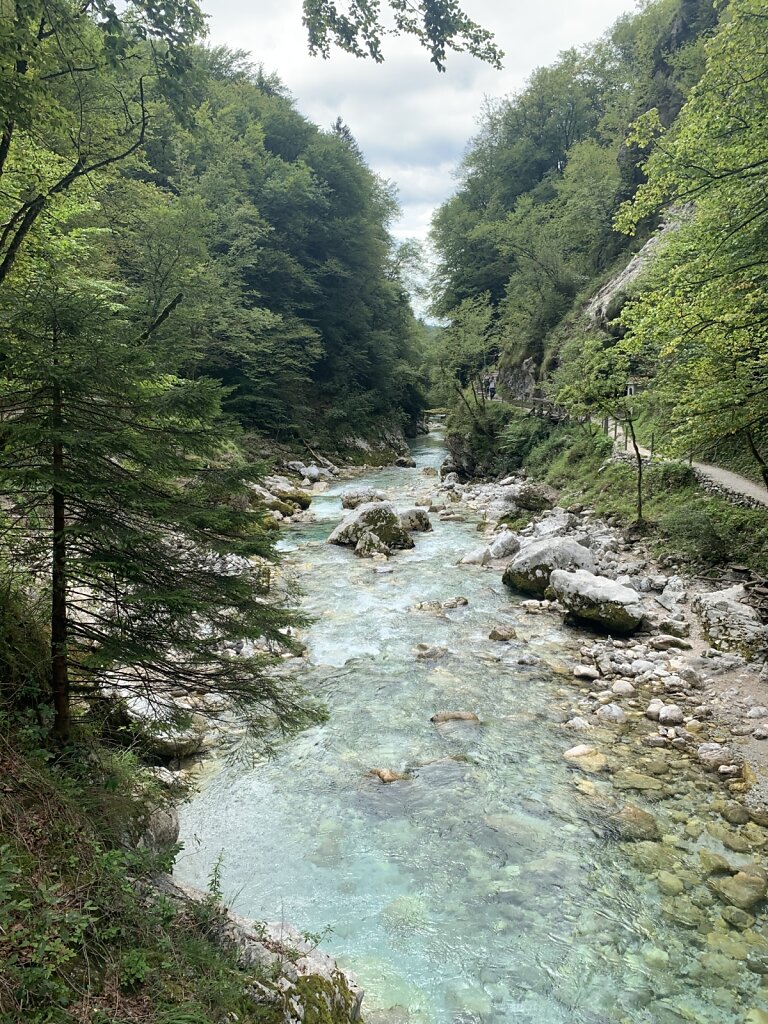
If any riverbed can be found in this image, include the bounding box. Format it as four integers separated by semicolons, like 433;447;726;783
177;432;768;1024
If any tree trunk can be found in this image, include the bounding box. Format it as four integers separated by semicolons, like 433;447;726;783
744;427;768;492
51;379;69;740
627;416;643;523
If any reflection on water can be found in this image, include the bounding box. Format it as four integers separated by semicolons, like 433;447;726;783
177;432;768;1024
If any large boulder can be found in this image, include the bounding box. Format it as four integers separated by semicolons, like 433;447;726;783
341;488;386;509
511;481;559;512
693;585;768;654
328;501;414;552
399;508;432;532
548;569;645;634
502;537;594;597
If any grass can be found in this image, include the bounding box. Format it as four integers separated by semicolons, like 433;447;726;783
0;725;290;1024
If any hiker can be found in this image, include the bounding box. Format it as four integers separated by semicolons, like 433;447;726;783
482;375;491;398
488;377;496;400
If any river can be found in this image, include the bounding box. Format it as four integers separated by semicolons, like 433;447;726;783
177;430;768;1024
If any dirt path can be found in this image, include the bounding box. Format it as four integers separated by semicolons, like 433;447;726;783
614;425;768;507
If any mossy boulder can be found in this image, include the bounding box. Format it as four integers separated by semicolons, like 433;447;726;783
272;486;313;510
327;501;414;554
547;569;644;634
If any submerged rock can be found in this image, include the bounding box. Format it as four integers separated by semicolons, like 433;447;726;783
562;744;608;773
368;768;410;784
414;644;447;660
608;803;660;842
712;871;768;911
431;710;480;725
547;569;645;634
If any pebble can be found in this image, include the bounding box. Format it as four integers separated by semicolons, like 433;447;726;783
612;680;635;695
596;703;627;724
659;704;684;725
573;665;600;680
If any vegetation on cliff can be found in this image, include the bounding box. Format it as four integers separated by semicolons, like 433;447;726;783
429;0;768;496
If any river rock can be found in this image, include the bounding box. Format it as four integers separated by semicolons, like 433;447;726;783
507;481;558;511
502;538;594;597
328;501;414;552
460;545;491;566
547;570;645;634
697;742;738;772
355;530;391;557
431;711;480;725
658;704;684;726
415;644;447;660
399;508;432;532
612;680;635;695
573;664;600;680
596;703;627;724
487;530;521;560
341;488;386;509
395;455;416;468
608;803;660;841
489;625;517;642
562;744;608;773
368;768;410;783
693;584;768;653
712;871;768;911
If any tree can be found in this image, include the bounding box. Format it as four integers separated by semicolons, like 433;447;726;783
550;334;647;522
617;0;768;489
0;183;312;740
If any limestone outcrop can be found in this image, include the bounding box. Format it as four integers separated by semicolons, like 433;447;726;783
155;877;363;1023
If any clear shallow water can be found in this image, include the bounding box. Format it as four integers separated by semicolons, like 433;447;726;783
178;433;768;1024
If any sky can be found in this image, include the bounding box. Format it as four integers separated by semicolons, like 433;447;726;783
199;0;639;242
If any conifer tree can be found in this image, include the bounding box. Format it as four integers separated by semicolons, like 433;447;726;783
0;182;312;740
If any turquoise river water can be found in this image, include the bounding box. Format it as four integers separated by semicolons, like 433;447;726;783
177;431;768;1024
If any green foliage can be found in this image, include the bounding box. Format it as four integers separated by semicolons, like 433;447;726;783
499;415;553;470
302;0;503;71
521;426;768;573
0;728;288;1023
617;0;768;490
429;0;721;430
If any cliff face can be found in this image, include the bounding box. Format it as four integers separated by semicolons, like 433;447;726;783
585;207;692;327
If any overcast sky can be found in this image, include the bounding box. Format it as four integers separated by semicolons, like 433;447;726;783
199;0;639;241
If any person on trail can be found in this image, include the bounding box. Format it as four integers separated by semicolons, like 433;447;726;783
488;377;496;400
482;375;491;399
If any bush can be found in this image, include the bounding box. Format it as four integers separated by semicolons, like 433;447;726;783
499;415;552;470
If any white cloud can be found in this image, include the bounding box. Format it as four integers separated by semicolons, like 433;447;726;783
200;0;639;238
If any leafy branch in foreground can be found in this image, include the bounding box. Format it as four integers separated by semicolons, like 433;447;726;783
302;0;503;71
